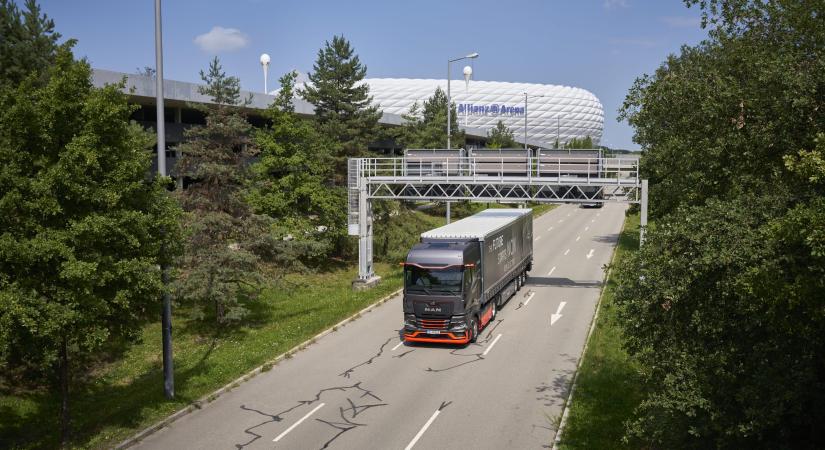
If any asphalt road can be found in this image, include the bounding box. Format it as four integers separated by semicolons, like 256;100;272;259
137;203;627;450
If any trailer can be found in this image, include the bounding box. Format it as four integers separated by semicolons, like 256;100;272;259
402;209;533;345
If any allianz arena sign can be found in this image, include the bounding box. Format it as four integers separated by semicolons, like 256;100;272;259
458;103;525;116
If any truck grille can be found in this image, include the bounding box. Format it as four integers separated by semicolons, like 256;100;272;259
418;319;450;330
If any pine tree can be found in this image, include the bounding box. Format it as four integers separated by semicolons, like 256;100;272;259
300;35;382;172
486;120;517;148
0;44;180;445
248;70;344;265
398;87;464;149
173;58;266;325
0;0;62;89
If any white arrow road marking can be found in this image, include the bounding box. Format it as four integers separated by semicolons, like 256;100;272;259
575;236;580;242
584;226;589;231
483;334;502;356
564;249;570;256
273;402;325;442
406;406;443;450
524;292;536;305
392;341;404;351
547;266;556;276
551;302;567;326
586;249;595;259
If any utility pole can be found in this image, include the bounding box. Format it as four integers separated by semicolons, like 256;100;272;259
154;0;174;399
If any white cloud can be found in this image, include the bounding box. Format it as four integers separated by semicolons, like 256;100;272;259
194;26;249;53
661;16;700;28
603;0;628;9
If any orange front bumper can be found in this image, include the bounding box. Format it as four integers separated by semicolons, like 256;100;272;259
404;330;470;345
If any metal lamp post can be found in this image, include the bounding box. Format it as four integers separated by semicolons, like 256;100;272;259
447;52;478;149
260;53;271;94
154;0;174;400
523;92;546;150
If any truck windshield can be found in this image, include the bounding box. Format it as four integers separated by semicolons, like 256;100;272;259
405;266;463;294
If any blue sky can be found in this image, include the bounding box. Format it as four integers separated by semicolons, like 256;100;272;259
41;0;709;150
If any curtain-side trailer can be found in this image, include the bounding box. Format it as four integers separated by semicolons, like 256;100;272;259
402;209;533;345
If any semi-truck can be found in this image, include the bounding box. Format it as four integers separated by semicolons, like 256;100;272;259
402;209;533;345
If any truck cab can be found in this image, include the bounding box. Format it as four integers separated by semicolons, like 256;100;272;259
402;241;481;345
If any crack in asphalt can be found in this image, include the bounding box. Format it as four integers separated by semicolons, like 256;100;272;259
338;337;393;378
234;382;382;449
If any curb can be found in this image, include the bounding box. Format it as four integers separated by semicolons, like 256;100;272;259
115;287;404;449
551;212;629;450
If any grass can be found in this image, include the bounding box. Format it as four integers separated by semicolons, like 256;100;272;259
0;263;403;449
0;205;559;449
557;212;645;450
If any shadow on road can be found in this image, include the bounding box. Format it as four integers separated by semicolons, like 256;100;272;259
526;277;602;288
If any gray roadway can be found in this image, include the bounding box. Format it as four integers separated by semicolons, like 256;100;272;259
137;203;626;450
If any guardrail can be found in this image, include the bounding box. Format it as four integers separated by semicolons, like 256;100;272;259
354;156;639;184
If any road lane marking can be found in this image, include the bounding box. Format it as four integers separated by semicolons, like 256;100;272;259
273;402;325;442
575;236;580;242
392;341;404;351
483;334;503;356
524;292;536;305
591;219;595;223
585;226;589;231
406;407;443;450
567;213;571;217
536;236;542;241
547;266;556;276
596;213;600;217
547;226;553;232
563;249;570;256
558;219;564;223
586;249;595;259
551;302;567;326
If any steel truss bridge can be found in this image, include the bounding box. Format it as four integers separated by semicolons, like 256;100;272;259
348;150;648;284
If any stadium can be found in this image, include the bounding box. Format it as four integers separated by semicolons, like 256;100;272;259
363;78;604;148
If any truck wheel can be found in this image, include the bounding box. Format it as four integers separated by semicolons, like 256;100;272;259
469;316;479;344
491;302;497;320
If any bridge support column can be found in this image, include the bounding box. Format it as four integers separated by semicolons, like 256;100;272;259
446;201;451;224
640;179;648;246
353;183;380;291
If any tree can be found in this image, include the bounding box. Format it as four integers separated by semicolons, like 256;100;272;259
300;35;382;173
173;58;266;325
0;44;180;445
248;70;344;266
564;136;593;149
612;0;825;446
0;0;62;90
486;120;517;148
397;87;464;149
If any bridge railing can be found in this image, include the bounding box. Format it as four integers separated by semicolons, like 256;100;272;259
355;156;639;184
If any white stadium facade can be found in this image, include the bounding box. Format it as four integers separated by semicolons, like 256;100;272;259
364;78;604;148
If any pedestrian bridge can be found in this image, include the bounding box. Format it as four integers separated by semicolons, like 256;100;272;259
347;149;647;285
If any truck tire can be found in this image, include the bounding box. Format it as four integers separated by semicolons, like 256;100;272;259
491;301;497;320
469;316;479;344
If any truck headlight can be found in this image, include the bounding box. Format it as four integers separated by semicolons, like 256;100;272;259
404;314;416;328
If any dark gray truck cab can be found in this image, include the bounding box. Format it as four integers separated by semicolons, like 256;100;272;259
402;209;533;345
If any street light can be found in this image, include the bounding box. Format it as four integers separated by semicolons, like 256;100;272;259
523;92;546;150
260;53;271;94
154;0;174;400
447;52;478;149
